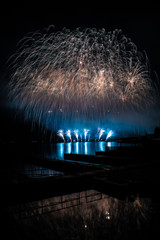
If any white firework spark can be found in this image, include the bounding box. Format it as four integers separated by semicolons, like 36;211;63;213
8;27;156;130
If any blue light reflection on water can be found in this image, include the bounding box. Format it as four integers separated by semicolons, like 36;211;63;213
46;141;117;160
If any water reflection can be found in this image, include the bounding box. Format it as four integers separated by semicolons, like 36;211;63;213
33;141;138;161
16;163;64;178
84;142;88;154
8;189;155;239
46;141;115;160
45;141;139;161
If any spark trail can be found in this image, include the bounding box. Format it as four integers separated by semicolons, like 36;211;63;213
9;26;156;130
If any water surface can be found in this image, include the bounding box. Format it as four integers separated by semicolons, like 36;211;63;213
45;141;117;160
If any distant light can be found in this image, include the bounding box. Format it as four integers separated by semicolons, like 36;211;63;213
66;129;72;141
74;129;79;141
84;129;89;141
57;129;65;141
98;128;105;140
48;110;52;113
106;130;114;140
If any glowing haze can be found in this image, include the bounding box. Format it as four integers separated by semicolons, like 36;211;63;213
9;26;156;132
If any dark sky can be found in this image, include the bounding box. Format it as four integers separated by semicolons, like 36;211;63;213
0;4;160;75
0;3;160;134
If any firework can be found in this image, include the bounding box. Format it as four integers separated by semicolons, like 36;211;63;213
9;27;155;130
106;130;114;140
84;129;89;141
66;129;72;141
74;129;79;141
57;129;65;141
57;128;114;142
98;128;105;140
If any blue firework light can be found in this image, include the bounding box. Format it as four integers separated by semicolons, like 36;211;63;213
57;128;114;142
9;27;155;131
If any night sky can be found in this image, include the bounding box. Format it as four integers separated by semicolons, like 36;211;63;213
0;3;160;139
1;5;160;74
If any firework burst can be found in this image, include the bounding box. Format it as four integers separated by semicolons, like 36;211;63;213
8;26;155;130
